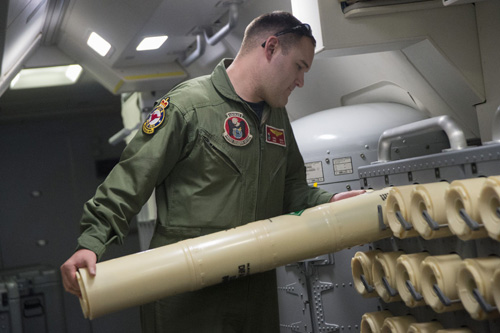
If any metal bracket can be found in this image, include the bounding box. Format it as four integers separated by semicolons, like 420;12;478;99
433;284;460;306
422;210;447;230
378;205;388;231
360;274;375;294
396;211;413;231
382;277;399;297
459;209;483;231
405;280;423;301
311;280;340;332
473;288;498;313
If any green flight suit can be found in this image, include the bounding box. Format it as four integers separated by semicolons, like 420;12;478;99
77;59;333;332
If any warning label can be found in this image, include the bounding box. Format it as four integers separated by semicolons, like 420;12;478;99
333;157;353;175
305;161;324;183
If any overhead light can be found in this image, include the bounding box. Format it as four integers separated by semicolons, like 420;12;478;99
10;65;83;89
87;32;112;56
136;36;168;51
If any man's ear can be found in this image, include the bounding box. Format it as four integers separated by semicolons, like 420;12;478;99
264;36;279;61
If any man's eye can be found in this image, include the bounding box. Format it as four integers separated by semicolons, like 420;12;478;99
297;64;303;70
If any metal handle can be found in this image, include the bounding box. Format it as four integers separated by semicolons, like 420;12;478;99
360;274;375;293
396;211;413;231
406;280;423;301
378;205;388;231
382;276;399;297
459;208;483;231
473;288;497;313
433;283;460;306
491;105;500;142
204;2;239;45
375;115;467;163
179;34;206;67
422;210;447;230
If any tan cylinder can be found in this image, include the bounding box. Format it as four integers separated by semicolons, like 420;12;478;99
457;257;500;320
478;176;500;241
386;185;420;239
446;178;488;240
360;310;393;333
352;250;381;298
76;189;392;319
373;251;404;303
492;268;500;313
420;254;464;313
380;315;416;333
410;182;453;240
395;252;430;307
407;322;443;333
436;329;472;333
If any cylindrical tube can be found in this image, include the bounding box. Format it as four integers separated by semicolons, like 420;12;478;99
352;250;381;298
457;257;500;320
395;252;430;307
446;178;488;240
410;182;453;240
407;322;443;333
478;176;500;241
420;254;464;313
373;251;404;303
381;315;416;333
493;268;500;313
360;310;393;333
77;189;393;319
436;329;472;333
386;185;420;239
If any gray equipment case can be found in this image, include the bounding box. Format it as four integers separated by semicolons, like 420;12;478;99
0;265;66;333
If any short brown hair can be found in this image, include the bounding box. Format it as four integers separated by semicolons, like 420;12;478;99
240;11;316;55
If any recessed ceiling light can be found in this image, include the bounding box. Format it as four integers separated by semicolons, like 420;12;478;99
10;65;83;89
136;36;168;51
87;32;112;56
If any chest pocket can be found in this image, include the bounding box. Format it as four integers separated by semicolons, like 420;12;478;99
201;129;242;175
169;128;246;228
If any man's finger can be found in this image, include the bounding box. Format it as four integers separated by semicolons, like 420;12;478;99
331;190;366;202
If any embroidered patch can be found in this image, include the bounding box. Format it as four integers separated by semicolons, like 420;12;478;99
265;125;286;147
223;112;253;146
143;98;169;135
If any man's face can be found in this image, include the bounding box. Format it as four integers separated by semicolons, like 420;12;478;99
264;37;315;108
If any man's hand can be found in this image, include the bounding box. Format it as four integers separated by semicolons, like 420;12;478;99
329;190;366;202
60;249;97;297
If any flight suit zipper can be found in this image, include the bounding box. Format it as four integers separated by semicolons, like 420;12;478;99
245;104;267;221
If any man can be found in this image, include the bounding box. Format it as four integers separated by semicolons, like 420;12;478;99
61;11;363;332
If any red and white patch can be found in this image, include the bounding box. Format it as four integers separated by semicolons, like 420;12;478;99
223;112;253;146
143;98;169;135
265;125;286;147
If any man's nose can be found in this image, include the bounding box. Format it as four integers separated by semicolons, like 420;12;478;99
296;73;305;88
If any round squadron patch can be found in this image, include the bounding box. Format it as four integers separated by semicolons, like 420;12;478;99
223;112;252;146
143;97;169;135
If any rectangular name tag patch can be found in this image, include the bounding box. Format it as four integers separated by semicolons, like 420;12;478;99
266;125;286;147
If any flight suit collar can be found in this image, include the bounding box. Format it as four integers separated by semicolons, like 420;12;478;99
211;58;241;103
211;58;271;126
